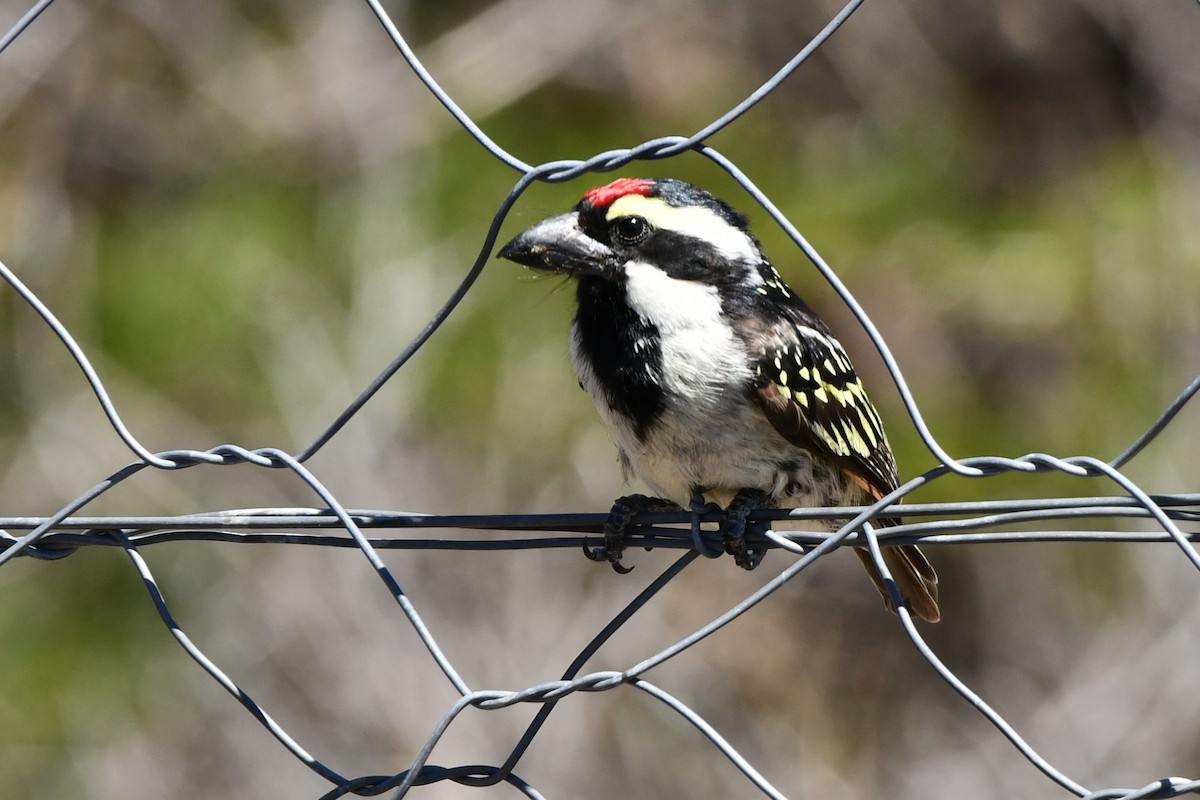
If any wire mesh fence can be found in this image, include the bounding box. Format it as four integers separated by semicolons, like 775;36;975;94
2;1;1199;798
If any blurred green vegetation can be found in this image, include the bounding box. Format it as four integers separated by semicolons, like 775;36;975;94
0;1;1197;798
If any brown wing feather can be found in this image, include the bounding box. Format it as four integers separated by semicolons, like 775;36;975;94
745;311;898;496
741;299;940;622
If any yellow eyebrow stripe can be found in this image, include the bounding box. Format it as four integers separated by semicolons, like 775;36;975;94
605;194;682;226
604;194;757;261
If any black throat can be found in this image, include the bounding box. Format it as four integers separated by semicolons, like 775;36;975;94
574;276;665;440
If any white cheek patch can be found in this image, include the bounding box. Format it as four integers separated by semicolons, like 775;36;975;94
605;194;760;265
622;260;722;330
622;261;752;397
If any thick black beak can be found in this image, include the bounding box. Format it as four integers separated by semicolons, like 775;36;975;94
497;212;616;278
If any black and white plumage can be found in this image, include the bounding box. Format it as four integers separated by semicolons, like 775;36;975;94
498;177;939;622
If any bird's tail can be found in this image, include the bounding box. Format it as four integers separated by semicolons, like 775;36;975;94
854;544;940;623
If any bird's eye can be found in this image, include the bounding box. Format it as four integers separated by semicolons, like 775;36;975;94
611;215;650;246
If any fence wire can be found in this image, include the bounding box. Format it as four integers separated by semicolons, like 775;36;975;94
1;1;1199;799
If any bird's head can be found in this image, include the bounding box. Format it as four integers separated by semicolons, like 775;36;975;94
497;177;766;292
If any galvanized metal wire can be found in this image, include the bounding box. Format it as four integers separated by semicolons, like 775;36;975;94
1;1;1199;799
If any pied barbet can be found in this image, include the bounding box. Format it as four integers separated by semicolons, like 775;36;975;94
498;177;939;623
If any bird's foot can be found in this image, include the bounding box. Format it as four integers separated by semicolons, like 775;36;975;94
721;489;770;570
588;494;678;574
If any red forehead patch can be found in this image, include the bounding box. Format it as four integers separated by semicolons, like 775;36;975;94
582;177;654;209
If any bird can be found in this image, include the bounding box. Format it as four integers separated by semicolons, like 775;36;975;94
497;177;939;623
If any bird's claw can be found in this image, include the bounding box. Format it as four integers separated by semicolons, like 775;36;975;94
589;494;676;574
721;489;770;570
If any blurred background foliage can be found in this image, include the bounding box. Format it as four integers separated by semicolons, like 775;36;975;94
1;0;1199;798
